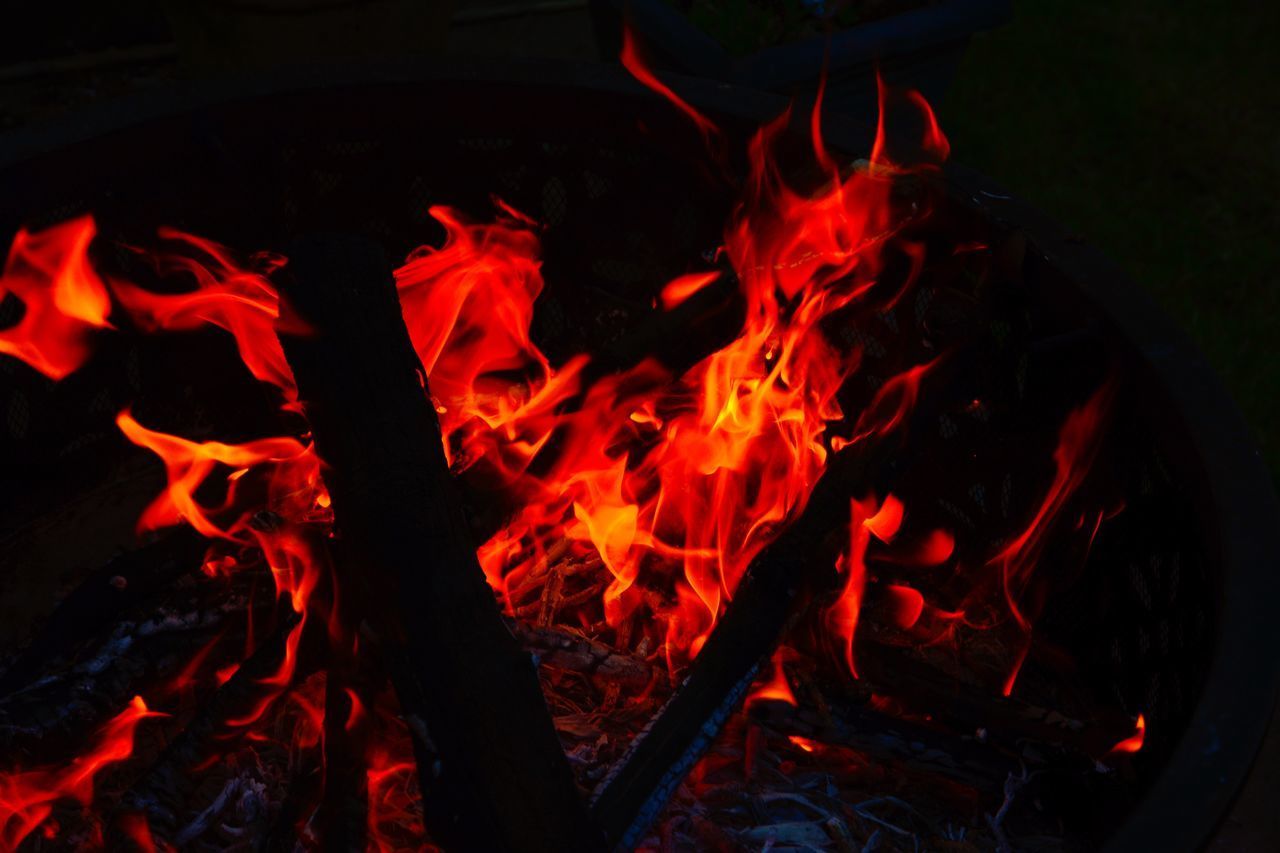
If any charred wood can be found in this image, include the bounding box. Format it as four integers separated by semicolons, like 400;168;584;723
113;613;306;842
855;642;1135;760
275;233;601;853
0;525;206;696
746;699;1017;791
0;570;264;759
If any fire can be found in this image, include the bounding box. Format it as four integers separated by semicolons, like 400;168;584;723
745;647;799;710
0;696;163;849
787;735;820;754
827;495;905;678
112;228;304;401
0;35;1124;848
115;410;318;540
658;270;721;311
1109;713;1146;756
991;383;1116;633
0;216;111;379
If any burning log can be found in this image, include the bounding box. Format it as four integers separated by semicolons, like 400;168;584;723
275;234;602;853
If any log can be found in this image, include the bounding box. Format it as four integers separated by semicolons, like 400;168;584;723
746;699;1018;791
855;642;1135;759
317;669;369;853
0;526;207;696
275;234;601;853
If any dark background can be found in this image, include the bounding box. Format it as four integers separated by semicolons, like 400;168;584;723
1;1;1276;849
944;1;1280;483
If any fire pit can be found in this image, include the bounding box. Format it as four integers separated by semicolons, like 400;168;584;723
0;60;1276;852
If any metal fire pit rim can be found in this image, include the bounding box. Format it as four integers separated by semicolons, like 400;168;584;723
0;57;1275;853
946;163;1280;853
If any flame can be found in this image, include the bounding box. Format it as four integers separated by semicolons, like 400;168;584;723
394;204;586;476
0;56;985;844
111;228;304;400
620;26;720;147
788;735;820;754
115;410;317;540
1109;713;1146;755
991;383;1115;632
659;270;720;311
367;748;429;853
116;813;159;853
745;647;798;710
0;216;111;379
827;495;903;679
884;584;925;629
0;696;163;848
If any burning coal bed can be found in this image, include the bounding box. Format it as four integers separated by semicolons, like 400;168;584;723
0;57;1202;853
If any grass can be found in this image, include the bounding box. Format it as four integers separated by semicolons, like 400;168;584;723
942;1;1280;480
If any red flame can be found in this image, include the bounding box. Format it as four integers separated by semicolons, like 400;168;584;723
992;383;1115;633
112;228;304;400
0;696;163;848
827;495;903;679
884;584;926;630
745;647;799;710
0;216;111;379
658;270;720;311
0;60;996;847
620;26;720;146
115;410;317;540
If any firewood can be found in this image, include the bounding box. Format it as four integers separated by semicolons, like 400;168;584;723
511;620;657;690
0;525;207;696
275;234;601;853
855;642;1135;759
0;567;265;759
113;612;306;841
746;699;1017;791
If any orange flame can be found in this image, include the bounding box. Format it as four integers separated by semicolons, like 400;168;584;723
1109;713;1146;755
745;647;799;711
0;216;111;379
0;696;163;848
